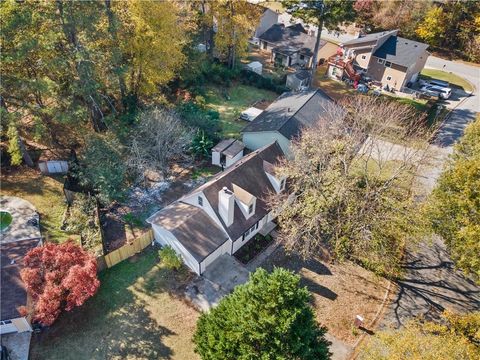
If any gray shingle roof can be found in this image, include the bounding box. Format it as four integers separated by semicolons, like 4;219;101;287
242;89;335;139
148;202;229;262
373;36;429;68
342;30;398;46
259;23;322;56
1;238;41;320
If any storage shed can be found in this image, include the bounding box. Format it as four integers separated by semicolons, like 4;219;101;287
38;149;72;175
286;70;311;91
246;61;263;75
212;139;245;169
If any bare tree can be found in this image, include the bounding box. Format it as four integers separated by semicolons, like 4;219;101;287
127;108;192;185
269;96;434;276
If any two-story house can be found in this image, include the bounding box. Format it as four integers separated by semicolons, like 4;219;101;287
327;30;429;91
147;142;286;275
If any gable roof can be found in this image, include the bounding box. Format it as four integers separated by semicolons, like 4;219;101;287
193;142;284;240
1;238;41;320
242;89;335;139
259;23;322;56
148;202;228;262
342;30;398;47
373;36;429;68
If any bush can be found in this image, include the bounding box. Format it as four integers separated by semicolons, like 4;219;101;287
177;101;221;141
240;69;289;94
190;130;214;159
159;246;183;271
193;267;331;359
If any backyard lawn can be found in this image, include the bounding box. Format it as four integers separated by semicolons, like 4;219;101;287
204;84;278;138
1;167;69;242
30;247;200;360
420;68;474;92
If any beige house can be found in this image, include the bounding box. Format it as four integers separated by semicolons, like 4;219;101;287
328;30;429;91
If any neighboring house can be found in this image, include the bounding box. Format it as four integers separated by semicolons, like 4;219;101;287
328;30;429;91
211;139;245;169
242;89;335;156
259;23;326;68
253;7;280;42
147;142;285;275
286;70;311;91
38;149;72;175
0;239;41;334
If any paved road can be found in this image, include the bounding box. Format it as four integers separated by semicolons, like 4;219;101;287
382;57;480;328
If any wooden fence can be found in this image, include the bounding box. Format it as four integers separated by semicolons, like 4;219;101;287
100;230;154;269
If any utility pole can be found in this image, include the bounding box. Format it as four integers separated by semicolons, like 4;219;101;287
309;0;325;88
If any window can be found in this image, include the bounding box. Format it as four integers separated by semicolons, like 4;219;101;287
300;54;305;60
387;76;392;81
0;320;12;325
361;55;366;60
377;58;384;64
280;178;286;190
248;203;254;214
385;61;392;68
255;222;259;230
198;196;203;206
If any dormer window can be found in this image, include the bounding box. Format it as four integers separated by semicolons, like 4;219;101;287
232;184;256;219
198;196;203;206
280;178;286;190
248;204;254;214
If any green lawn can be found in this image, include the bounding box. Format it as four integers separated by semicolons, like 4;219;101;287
1;167;69;242
420;68;474;92
30;248;199;360
204;84;278;138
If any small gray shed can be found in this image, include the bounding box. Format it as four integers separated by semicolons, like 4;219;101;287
286;70;311;91
38;149;72;175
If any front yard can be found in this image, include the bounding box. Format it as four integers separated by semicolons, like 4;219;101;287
420;68;474;92
204;84;278;138
261;247;390;344
30;247;199;360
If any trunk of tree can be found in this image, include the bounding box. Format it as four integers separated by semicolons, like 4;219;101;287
56;0;105;132
200;0;215;58
0;96;34;167
104;0;128;113
309;6;325;88
228;0;236;69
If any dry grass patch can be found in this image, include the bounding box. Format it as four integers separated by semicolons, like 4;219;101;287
262;247;389;344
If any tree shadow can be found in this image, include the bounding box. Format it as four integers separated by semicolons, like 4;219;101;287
29;249;184;360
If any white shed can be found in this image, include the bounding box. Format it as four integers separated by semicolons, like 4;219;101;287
246;61;263;75
38;149;72;175
212;139;245;169
240;107;263;122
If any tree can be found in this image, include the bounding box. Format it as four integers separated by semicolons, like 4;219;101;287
210;0;262;69
75;135;126;205
282;0;355;86
269;97;432;276
193;267;331;359
20;241;100;326
416;6;446;47
127;108;192;184
159;246;183;271
191;130;214;159
360;311;480;360
427;116;480;282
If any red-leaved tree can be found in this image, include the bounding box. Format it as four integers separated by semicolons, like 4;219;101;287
20;241;100;326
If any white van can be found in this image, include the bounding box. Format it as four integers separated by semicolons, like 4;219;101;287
420;85;452;99
419;78;450;88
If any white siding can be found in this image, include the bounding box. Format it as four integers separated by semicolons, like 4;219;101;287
0;317;31;334
225;151;243;168
242;131;293;158
212;151;221;166
199;239;232;274
152;225;200;275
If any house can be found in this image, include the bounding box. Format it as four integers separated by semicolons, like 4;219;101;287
38;149;72;175
253;7;280;43
286;70;311;91
147;142;285;275
327;30;429;91
211;139;245;168
242;89;335;156
1;238;41;334
259;23;326;68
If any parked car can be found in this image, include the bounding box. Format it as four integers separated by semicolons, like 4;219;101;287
419;78;450;88
420;85;452;99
